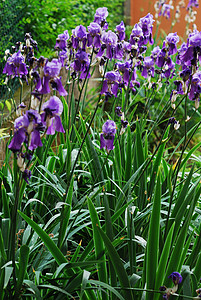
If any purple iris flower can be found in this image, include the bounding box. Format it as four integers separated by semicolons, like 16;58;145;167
168;272;182;285
29;127;43;151
55;30;69;50
32;70;42;91
26;110;44;151
164;58;175;78
159;4;173;19
3;50;28;77
151;46;161;61
101;71;121;97
39;59;67;96
187;0;199;7
141;57;154;78
97;30;118;59
180;68;191;82
94;7;108;29
115;61;131;85
166;32;179;55
139;13;155;45
58;50;68;67
129;24;143;45
122;41;132;60
87;22;102;48
8;110;43;152
188;71;201;100
41;96;65;135
115;21;126;41
72;50;91;79
156;47;167;68
8;115;29;152
8;128;27;152
178;31;201;68
100;120;116;151
139;13;154;36
72;25;87;50
176;42;188;65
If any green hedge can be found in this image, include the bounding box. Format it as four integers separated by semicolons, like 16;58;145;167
21;0;124;57
0;0;26;97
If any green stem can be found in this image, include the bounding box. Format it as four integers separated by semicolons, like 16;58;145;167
68;80;75;132
9;158;22;293
63;59;108;198
164;78;193;238
71;47;94;129
19;79;23;104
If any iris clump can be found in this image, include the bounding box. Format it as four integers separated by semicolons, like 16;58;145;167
1;4;201;300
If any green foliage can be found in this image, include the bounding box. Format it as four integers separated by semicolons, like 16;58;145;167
0;4;201;300
21;0;124;57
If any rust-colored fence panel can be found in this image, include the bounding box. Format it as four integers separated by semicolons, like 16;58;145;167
130;0;201;38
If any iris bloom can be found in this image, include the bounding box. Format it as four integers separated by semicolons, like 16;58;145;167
41;96;65;135
97;30;118;59
8;110;43;152
94;7;108;29
55;30;69;50
3;50;28;77
72;25;87;50
87;22;102;48
101;71;121;97
72;51;91;79
100;120;117;151
39;59;67;96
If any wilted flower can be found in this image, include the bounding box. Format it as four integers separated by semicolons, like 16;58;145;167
100;120;117;151
166;32;180;55
115;106;122;117
22;169;32;184
196;288;201;297
168;272;182;285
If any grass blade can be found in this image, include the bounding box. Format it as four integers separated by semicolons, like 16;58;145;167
97;226;133;300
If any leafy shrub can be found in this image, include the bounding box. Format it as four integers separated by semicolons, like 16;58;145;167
21;0;124;57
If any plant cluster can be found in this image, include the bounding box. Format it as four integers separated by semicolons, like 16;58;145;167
0;3;201;300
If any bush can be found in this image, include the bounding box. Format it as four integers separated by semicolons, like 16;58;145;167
21;0;124;57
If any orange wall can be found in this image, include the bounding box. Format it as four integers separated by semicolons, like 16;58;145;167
130;0;201;39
